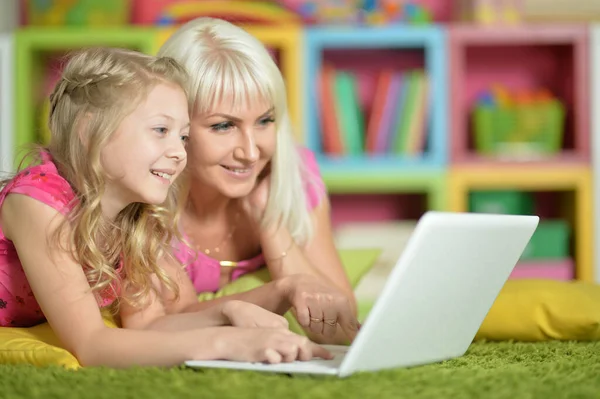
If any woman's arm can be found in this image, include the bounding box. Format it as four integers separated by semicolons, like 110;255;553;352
2;194;325;367
260;198;358;344
262;199;355;300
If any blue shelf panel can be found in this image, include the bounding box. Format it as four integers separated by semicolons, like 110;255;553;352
306;25;445;48
303;25;448;170
315;153;445;173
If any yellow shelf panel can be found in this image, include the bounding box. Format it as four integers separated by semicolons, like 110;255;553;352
448;166;594;282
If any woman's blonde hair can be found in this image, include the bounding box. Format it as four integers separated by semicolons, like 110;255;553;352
45;47;188;309
158;17;314;245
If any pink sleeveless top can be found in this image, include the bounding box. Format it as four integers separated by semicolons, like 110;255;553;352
0;153;122;327
173;148;326;293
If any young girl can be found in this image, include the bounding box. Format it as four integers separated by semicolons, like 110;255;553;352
158;18;359;345
0;47;330;367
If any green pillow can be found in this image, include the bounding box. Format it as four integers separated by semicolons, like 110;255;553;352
197;248;381;335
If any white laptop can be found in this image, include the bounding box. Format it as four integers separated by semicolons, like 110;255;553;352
185;211;539;377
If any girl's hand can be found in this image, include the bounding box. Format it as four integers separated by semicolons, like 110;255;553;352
222;300;288;329
277;275;359;342
212;327;333;364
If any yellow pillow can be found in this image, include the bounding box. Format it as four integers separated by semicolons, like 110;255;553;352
0;312;118;369
0;248;380;368
475;279;600;342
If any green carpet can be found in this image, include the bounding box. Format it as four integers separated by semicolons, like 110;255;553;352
1;341;599;399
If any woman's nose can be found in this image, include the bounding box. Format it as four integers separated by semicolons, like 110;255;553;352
234;129;259;163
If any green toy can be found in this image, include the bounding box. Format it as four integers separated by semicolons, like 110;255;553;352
472;86;565;158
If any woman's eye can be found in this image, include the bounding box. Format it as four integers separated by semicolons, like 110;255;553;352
259;117;275;126
211;121;234;132
153;127;168;134
181;135;190;144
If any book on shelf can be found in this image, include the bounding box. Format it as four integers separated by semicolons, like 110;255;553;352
318;65;430;157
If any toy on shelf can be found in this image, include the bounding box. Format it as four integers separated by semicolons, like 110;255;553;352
472;84;565;159
280;0;432;25
22;0;130;26
456;0;523;25
131;0;301;26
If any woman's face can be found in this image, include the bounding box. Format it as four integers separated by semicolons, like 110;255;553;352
186;97;277;198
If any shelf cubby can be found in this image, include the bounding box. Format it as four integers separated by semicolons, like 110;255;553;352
325;172;447;230
449;25;589;165
448;165;593;281
303;25;447;190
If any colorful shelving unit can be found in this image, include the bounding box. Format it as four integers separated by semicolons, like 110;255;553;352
303;26;448;226
153;25;304;140
13;27;156;165
591;24;600;283
0;33;13;172
6;19;596;282
448;24;593;282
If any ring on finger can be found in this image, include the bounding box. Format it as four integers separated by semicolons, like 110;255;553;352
310;317;323;323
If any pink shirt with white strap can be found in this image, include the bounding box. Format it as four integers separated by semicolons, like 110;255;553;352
173;147;326;293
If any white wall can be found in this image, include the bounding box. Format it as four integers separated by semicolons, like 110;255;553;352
0;0;19;33
0;34;13;172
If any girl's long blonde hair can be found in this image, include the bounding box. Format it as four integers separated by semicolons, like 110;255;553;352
44;47;188;309
158;18;314;245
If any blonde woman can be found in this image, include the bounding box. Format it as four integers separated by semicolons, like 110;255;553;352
158;18;359;345
0;47;330;367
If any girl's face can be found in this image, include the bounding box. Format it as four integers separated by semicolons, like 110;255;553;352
100;82;190;217
187;98;277;198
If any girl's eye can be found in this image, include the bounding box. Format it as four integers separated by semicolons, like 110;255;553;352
210;121;234;132
153;127;168;134
181;135;190;144
259;117;275;126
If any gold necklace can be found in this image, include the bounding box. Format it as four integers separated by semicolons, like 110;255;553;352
201;210;240;255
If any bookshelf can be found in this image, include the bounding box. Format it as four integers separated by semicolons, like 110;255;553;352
5;22;596;282
0;33;13;172
304;26;448;174
303;26;447;227
445;25;593;282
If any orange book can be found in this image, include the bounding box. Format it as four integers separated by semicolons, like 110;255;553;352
318;64;344;155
